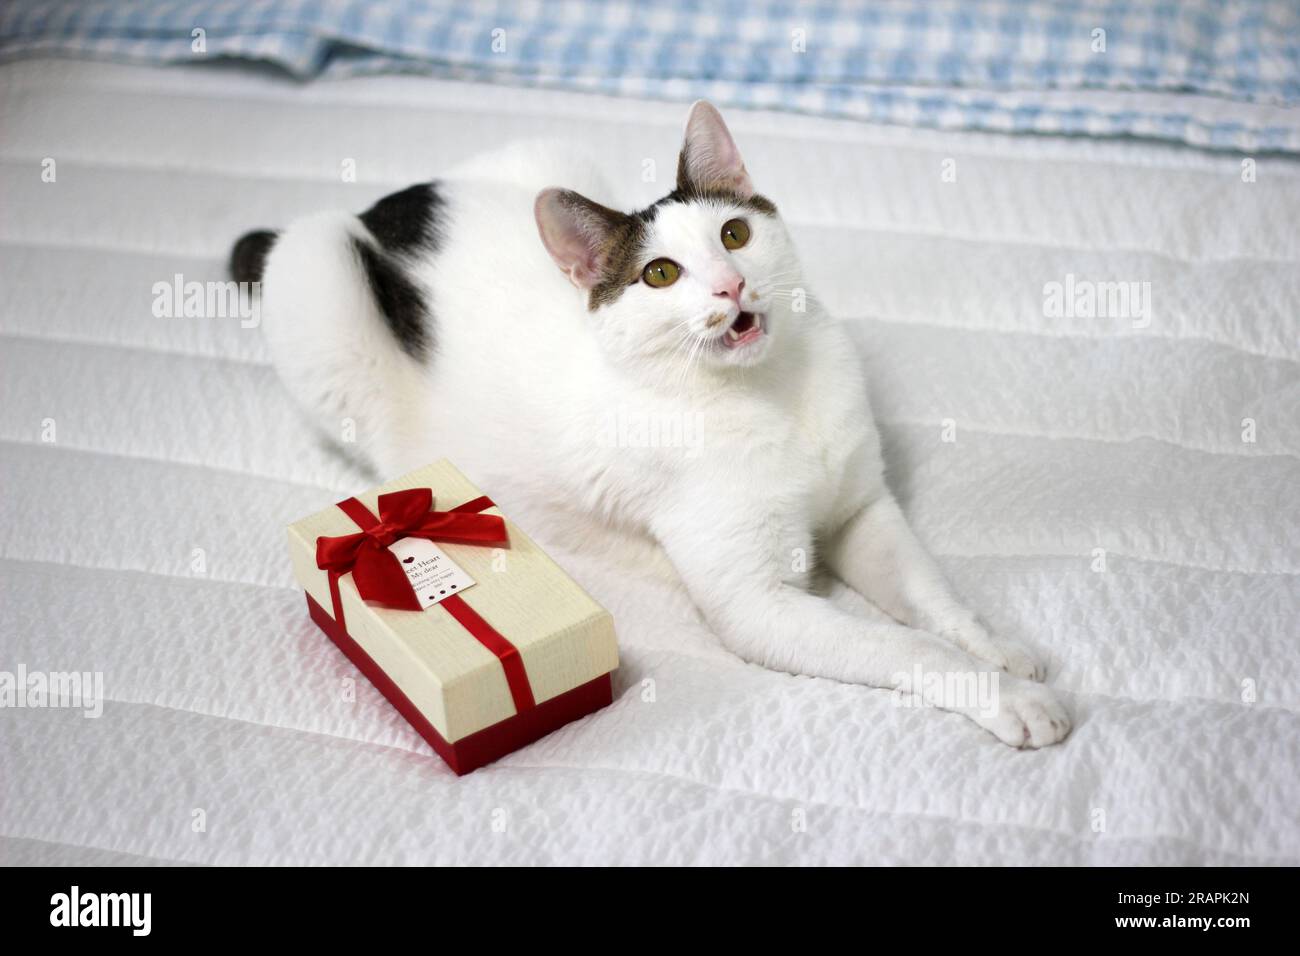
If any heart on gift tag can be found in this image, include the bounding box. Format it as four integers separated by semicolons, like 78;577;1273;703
387;537;477;609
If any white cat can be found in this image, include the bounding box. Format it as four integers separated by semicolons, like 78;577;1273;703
237;101;1071;748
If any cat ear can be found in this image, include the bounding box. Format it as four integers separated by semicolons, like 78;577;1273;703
676;100;753;197
534;188;628;290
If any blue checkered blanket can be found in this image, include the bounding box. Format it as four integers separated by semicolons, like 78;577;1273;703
3;0;1298;153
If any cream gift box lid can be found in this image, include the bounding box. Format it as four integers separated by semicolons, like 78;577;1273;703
287;460;618;743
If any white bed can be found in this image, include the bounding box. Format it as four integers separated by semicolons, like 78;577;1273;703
1;58;1297;866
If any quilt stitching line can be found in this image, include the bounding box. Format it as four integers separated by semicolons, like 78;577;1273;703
0;436;357;497
5;447;1294;574
7;697;1295;865
3;585;1295;714
881;417;1300;462
850;312;1300;365
0;832;205;867
5;341;1297;467
5;166;1299;267
0;327;270;368
7;273;1298;366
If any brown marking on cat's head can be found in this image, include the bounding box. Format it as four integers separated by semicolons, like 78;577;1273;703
534;100;777;311
586;209;651;310
535;188;645;309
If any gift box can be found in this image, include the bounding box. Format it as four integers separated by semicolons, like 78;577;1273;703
287;460;619;774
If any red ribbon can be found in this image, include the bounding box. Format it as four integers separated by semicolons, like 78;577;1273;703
315;488;535;713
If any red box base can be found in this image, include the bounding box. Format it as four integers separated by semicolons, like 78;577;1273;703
306;593;613;775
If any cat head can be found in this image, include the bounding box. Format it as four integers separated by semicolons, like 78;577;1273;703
534;101;802;377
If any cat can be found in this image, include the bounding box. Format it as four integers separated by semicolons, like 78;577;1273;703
234;101;1071;748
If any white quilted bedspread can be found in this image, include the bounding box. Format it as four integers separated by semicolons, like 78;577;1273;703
2;60;1297;866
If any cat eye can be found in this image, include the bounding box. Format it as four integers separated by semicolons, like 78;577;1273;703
721;218;750;250
642;257;681;288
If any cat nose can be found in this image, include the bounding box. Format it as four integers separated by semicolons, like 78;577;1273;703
712;275;745;302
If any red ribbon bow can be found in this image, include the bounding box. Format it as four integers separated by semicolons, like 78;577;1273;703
314;487;535;714
316;488;507;611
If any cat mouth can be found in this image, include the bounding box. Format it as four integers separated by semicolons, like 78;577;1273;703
721;311;765;349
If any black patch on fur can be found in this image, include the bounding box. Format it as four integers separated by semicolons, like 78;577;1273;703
229;229;277;283
359;182;444;253
350;238;430;360
350;181;447;360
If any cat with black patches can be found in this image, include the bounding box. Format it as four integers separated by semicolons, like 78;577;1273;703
235;101;1070;748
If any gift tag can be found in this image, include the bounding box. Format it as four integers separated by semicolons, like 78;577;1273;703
388;537;477;608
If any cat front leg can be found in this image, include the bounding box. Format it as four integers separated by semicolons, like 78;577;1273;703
824;493;1047;682
653;512;1070;748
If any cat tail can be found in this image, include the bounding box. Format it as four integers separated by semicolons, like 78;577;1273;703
242;210;434;475
229;229;277;284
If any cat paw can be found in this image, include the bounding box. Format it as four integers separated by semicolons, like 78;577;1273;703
942;624;1045;681
973;677;1072;749
981;637;1046;682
